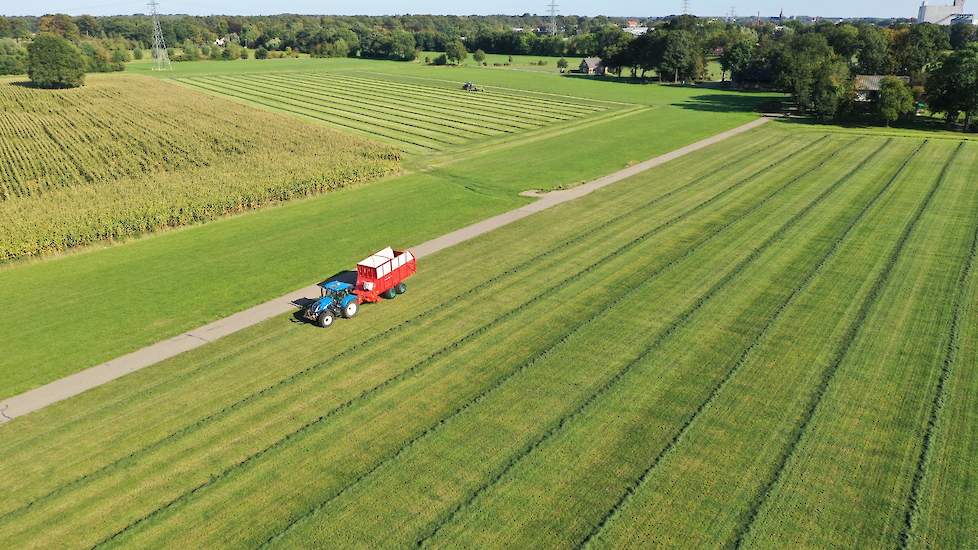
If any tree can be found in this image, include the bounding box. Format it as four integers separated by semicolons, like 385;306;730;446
39;14;80;41
80;41;122;72
949;23;976;50
824;23;861;63
445;39;467;64
720;39;753;83
557;57;568;71
390;30;417;61
27;34;85;88
473;49;486;64
658;30;699;83
74;15;100;37
856;25;893;74
133;47;144;60
927;45;978;130
110;48;130;64
877;77;914;126
780;33;850;117
810;59;851;121
892;23;950;80
255;46;268;59
0;38;28;75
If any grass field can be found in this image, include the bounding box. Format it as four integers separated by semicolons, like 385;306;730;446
1;124;974;548
0;57;772;398
174;71;615;153
0;74;398;260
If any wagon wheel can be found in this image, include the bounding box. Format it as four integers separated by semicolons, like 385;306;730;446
382;288;397;299
395;283;408;295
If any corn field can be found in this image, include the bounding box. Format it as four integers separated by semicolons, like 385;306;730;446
0;75;399;261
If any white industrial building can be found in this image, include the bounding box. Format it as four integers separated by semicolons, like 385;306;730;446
917;0;971;25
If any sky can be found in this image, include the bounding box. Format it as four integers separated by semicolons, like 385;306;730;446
1;0;927;19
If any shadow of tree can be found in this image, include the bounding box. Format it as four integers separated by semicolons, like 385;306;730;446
672;93;785;114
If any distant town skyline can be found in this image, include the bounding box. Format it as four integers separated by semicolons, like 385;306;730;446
1;0;935;19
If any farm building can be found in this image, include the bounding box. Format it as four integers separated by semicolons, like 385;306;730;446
579;57;605;76
853;75;911;102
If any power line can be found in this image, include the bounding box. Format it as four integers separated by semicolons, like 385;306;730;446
148;0;171;71
547;0;558;36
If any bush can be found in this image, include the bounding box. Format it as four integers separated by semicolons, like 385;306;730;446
132;47;144;60
111;49;131;64
240;48;249;59
255;47;268;59
433;53;448;65
27;34;85;88
473;49;486;63
0;38;28;75
79;41;123;72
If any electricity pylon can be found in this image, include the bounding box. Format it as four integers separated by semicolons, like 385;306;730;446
149;0;171;71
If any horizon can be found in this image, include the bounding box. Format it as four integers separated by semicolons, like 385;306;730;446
1;1;929;19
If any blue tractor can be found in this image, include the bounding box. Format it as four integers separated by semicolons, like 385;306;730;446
303;281;360;328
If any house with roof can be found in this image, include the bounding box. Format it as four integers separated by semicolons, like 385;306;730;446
579;57;605;76
853;75;911;102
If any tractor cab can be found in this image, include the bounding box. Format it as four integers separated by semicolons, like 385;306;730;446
319;280;353;298
304;280;359;328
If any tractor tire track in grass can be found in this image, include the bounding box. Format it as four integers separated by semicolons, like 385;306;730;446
730;141;962;549
91;137;835;548
176;78;441;152
213;74;492;141
411;139;866;547
254;139;850;547
577;138;918;548
0;132;794;525
188;77;464;145
898;144;978;549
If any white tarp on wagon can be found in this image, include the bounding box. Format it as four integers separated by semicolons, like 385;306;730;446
358;247;396;269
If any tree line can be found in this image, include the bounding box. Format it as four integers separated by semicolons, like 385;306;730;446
2;12;975;129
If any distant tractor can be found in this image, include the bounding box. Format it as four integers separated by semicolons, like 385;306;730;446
462;82;481;92
304;247;417;328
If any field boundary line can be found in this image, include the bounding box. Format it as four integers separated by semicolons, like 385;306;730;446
730;140;962;549
898;142;977;549
578;138;907;547
88;123;807;549
254;136;847;547
0;117;770;426
0;130;790;524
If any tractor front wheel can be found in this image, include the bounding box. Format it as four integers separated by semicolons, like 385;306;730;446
342;301;359;319
395;283;407;295
316;312;334;328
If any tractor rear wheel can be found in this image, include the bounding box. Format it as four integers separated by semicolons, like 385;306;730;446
316;312;334;328
395;283;408;295
382;288;397;299
342;301;359;319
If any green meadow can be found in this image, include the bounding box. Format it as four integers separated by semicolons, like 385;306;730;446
0;124;974;549
0;56;769;397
